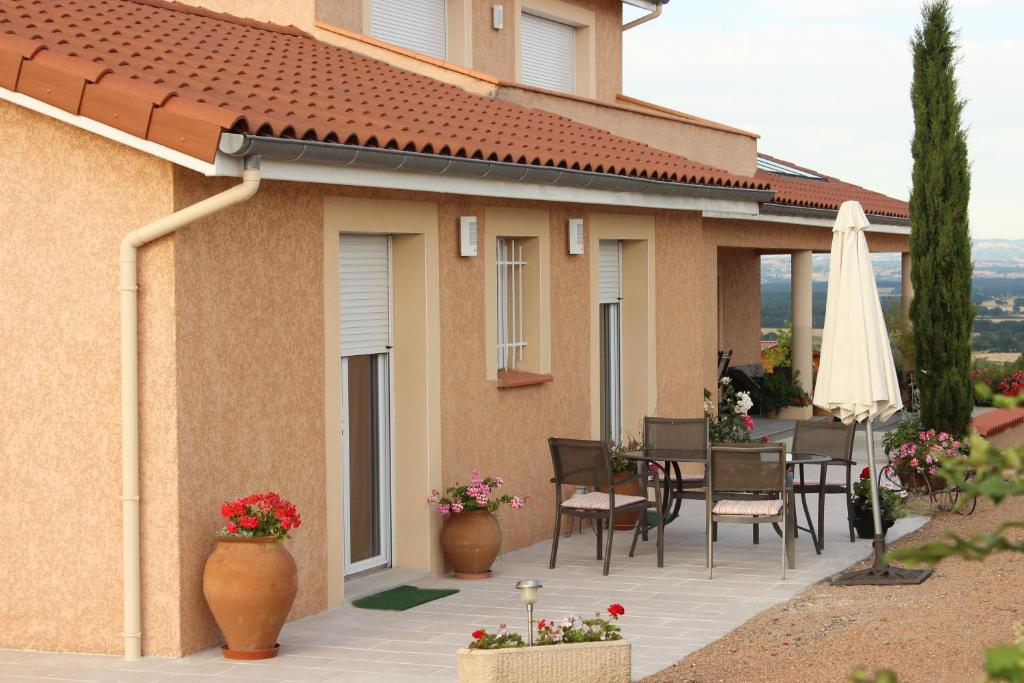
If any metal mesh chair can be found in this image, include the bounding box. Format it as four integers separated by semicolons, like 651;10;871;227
707;442;790;580
644;416;708;503
791;420;857;547
548;437;662;576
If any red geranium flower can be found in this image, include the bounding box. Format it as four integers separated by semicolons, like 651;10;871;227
226;521;238;534
860;467;871;479
239;515;259;530
538;619;547;629
608;603;625;617
472;629;485;640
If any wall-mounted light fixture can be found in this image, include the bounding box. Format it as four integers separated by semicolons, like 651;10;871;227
492;5;504;30
567;218;584;255
460;216;478;256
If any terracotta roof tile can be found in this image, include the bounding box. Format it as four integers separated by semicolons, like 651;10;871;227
757;153;909;219
972;408;1024;439
0;0;767;191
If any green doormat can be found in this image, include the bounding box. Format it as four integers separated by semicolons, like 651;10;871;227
352;585;459;611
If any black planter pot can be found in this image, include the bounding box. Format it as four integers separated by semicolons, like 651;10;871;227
852;506;895;539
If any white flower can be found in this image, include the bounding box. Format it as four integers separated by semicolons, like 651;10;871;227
735;391;753;415
720;377;731;386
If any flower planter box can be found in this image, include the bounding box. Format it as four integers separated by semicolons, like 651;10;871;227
773;405;813;421
456;640;630;683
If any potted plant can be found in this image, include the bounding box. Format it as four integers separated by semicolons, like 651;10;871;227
457;604;630;683
605;434;644;530
706;378;755;443
849;467;900;538
882;416;966;492
202;492;301;659
430;470;525;579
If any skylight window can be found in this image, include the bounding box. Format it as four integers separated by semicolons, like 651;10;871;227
756;156;825;180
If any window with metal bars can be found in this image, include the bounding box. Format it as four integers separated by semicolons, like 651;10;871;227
496;237;528;371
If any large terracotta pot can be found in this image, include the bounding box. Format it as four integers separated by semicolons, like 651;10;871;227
440;510;501;579
203;536;298;659
599;473;642;530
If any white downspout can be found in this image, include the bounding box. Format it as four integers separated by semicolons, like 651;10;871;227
622;3;662;31
120;156;261;660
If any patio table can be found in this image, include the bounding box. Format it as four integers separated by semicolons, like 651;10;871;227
621;448;831;568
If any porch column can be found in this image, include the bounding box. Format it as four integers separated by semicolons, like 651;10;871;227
901;252;914;319
791;250;813;395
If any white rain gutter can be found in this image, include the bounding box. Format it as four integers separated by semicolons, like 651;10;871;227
120;156;261;660
623;2;663;30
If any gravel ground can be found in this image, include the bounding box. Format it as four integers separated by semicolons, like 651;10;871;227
643;497;1024;683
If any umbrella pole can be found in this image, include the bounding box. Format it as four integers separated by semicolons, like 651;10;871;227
833;417;931;586
864;418;886;567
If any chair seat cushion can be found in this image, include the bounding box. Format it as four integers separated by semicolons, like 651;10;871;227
712;498;783;517
561;491;647;511
677;474;705;484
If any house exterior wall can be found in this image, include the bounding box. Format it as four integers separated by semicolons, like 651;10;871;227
0;100;909;657
0;102;181;655
717;248;763;367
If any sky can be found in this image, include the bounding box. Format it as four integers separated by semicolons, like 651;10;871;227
622;0;1024;239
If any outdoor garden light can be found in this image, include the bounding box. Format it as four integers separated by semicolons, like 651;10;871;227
515;579;543;645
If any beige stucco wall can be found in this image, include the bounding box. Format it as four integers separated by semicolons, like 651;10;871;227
652;211;706;418
717;248;762;366
0;102;181;655
171;172;329;653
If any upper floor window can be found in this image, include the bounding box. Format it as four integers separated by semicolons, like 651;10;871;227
520;11;575;93
370;0;447;60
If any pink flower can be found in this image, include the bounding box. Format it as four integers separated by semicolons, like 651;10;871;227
475;496;489;507
436;503;451;515
470;468;482;482
742;415;755;431
492;476;504;487
510;496;525;510
910;458;919;468
451;500;464;513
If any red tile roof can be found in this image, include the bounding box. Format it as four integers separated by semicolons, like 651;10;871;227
972;408;1024;439
0;0;767;191
757;154;909;219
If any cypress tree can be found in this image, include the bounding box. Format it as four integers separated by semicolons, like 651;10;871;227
909;0;973;437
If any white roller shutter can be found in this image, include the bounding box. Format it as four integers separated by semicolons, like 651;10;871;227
520;12;575;93
370;0;447;60
340;235;391;357
599;240;622;304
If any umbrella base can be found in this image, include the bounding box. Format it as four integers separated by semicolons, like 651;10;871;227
833;536;931;586
832;565;931;586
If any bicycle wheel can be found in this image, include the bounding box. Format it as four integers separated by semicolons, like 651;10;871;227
956;472;978;515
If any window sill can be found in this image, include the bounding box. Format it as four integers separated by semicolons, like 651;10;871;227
497;370;553;389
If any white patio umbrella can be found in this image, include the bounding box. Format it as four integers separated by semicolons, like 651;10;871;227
814;201;927;584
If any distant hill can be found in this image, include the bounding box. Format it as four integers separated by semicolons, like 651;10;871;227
761;238;1024;282
759;239;1024;356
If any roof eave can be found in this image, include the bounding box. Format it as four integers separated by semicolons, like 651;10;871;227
218;133;774;209
759;202;910;229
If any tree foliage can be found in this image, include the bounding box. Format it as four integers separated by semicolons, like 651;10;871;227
908;0;974;437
